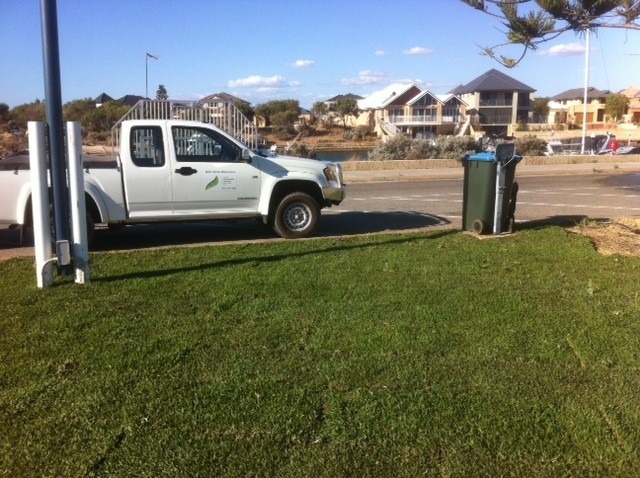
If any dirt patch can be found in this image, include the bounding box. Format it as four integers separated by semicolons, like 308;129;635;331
571;218;640;256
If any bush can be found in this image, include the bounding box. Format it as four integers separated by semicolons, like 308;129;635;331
368;135;413;161
516;135;547;156
286;144;317;159
437;136;478;160
369;135;478;161
342;126;371;141
0;132;27;159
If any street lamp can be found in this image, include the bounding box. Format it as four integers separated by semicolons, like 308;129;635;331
145;52;158;98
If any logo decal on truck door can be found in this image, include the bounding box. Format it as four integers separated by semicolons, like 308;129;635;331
204;171;237;191
205;176;219;190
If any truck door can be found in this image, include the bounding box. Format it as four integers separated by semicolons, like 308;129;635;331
123;125;173;219
169;126;262;216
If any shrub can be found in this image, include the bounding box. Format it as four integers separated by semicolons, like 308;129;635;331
368;135;413;161
342;126;370;141
516;135;547;156
286;144;317;159
437;135;478;160
369;135;478;161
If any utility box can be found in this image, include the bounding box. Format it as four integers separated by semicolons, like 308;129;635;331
462;143;522;235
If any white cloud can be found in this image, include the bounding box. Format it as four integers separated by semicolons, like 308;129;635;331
403;46;434;56
374;50;387;57
540;42;586;57
228;75;287;88
291;60;316;68
341;70;389;86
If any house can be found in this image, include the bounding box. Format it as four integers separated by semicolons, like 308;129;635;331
198;92;256;126
117;95;148;107
93;92;113;107
357;83;467;139
324;93;364;109
548;87;610;125
620;86;640;123
449;68;535;135
199;92;250;112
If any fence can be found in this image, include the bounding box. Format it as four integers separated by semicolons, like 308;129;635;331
111;100;258;154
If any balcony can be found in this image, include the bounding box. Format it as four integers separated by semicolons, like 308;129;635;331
479;99;513;107
478;113;514;125
387;115;460;125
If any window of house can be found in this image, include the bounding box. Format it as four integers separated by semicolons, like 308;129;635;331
130;126;165;167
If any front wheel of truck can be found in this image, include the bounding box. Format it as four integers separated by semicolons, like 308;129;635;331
273;192;320;239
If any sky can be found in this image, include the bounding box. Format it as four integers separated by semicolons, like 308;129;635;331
1;0;639;110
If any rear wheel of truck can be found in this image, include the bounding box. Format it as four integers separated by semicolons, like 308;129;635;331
273;192;320;239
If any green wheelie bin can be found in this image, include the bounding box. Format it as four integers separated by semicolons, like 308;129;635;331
462;143;522;235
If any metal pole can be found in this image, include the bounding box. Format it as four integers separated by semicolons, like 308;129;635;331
146;54;148;98
67;122;90;284
581;29;590;155
28;122;54;289
40;0;71;272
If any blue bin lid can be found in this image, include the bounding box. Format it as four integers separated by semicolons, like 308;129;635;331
466;152;497;162
465;152;523;163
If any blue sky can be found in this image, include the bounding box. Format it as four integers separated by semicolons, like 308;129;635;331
1;0;639;109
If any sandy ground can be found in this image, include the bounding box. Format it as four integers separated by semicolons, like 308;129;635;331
571;218;640;257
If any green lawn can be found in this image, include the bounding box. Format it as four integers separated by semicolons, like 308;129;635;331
1;226;639;477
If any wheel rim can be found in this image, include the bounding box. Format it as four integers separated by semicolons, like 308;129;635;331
283;202;312;231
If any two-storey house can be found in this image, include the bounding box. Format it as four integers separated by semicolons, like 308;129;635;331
357;83;467;139
449;68;535;136
548;87;610;125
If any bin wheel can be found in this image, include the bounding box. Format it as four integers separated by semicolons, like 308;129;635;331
473;219;489;235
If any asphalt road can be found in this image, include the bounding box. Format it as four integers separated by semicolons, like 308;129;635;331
333;172;640;230
1;172;638;260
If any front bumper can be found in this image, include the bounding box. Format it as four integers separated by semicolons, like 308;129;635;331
322;163;346;205
324;185;346;204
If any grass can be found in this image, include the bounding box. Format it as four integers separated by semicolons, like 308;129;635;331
1;226;640;477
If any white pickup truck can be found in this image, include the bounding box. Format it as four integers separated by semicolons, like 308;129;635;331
0;119;346;242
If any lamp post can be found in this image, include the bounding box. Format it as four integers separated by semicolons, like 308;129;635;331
40;0;71;273
145;52;158;98
580;29;590;155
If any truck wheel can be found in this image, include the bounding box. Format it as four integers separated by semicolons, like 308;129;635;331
273;192;320;239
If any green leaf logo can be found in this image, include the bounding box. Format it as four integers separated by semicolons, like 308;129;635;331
205;176;219;190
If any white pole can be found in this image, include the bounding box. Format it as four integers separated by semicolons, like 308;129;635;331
493;161;505;234
581;29;590;154
28;121;54;289
67;122;90;284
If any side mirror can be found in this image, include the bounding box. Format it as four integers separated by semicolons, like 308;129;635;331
241;148;253;163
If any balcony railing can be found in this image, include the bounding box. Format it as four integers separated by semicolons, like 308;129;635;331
387;115;460;125
479;99;513;107
478;113;514;125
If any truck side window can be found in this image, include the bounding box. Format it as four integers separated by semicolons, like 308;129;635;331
172;126;239;163
130;126;165;167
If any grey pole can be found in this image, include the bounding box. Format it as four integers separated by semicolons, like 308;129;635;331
40;0;71;272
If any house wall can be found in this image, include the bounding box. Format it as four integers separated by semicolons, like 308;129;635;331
550;99;606;125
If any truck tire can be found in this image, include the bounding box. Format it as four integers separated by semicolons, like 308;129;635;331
22;209;95;246
273;192;320;239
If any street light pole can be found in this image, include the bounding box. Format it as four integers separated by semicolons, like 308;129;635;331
145;52;158;98
581;29;590;155
40;0;71;273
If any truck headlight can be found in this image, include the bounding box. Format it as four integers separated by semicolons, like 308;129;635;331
323;164;342;183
